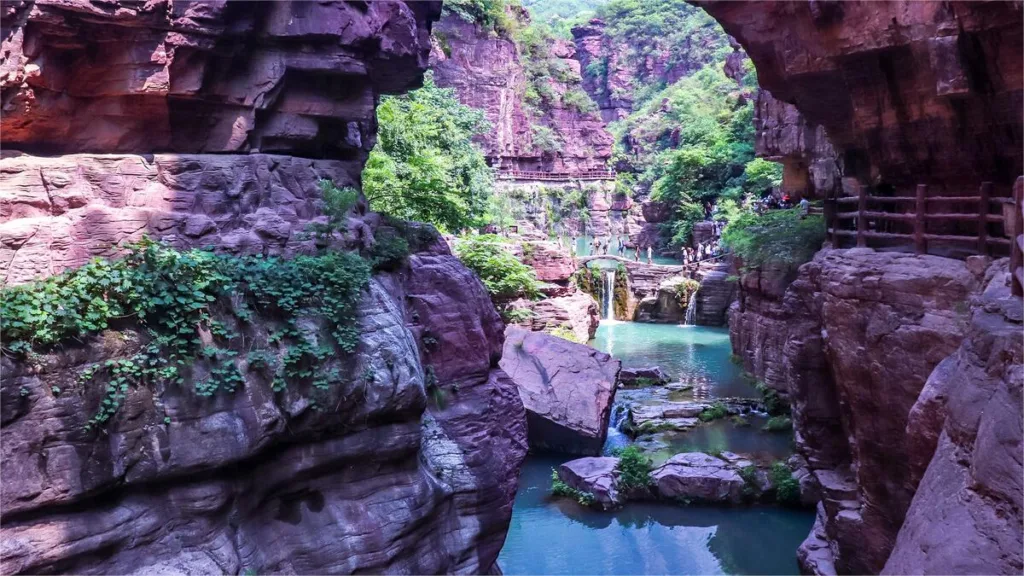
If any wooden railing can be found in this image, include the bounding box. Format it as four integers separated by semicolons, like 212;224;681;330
825;182;1021;273
494;169;616;182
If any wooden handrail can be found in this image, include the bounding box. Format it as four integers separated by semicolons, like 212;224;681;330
827;180;1021;265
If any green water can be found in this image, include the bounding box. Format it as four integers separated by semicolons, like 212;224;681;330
637;416;795;467
499;455;815;575
590;323;754;398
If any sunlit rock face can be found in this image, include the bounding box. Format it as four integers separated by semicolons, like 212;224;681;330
430;12;613;172
0;2;532;574
698;0;1023;193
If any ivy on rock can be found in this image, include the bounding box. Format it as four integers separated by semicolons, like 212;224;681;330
1;238;372;430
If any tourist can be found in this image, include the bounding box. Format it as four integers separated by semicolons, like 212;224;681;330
617;240;625;257
646;245;652;264
634;245;640;262
799;197;810;219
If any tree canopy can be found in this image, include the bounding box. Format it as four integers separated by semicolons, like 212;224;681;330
364;72;494;232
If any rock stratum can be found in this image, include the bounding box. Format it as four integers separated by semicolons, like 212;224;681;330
0;2;534;574
730;248;1021;574
430;12;612;172
699;0;1023;192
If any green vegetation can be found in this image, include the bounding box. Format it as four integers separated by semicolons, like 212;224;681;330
770;462;801;505
502;307;536;324
739;464;759;498
453;235;540;301
522;0;606;37
624;377;661;389
306;179;360;243
548;324;584;343
762;416;793;432
615;445;653;490
531;124;562;154
730;414;751;427
2;237;371;430
443;0;520;35
551;469;597;506
365;72;493;232
755;381;792;417
721;209;826;271
697;401;729;422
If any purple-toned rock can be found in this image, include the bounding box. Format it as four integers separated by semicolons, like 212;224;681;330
618;366;669;387
521;241;576;283
557;457;622;510
651;453;745;504
499;327;620;455
510;292;600;343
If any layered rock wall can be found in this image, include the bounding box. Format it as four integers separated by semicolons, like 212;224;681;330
0;2;533;573
729;249;1018;573
430;13;612;172
699;0;1024;193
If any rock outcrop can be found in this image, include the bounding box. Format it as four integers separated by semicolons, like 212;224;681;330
558;456;622;510
652;452;746;504
699;0;1023;192
754;90;839;199
0;2;535;573
729;248;1000;573
430;12;612;172
2;0;440;158
883;264;1022;575
0;233;528;574
499;327;620;455
509;292;600;343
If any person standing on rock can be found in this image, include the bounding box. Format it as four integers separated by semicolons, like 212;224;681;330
634;245;640;262
646;245;653;264
617;239;625;257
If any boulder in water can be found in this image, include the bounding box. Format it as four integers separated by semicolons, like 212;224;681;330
618;366;670;387
557;457;622;509
499;327;620;455
651;453;746;504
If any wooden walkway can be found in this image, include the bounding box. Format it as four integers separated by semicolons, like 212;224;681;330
495;169;616;182
825;178;1024;296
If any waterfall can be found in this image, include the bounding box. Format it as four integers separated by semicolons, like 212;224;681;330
684;290;698;325
602;269;616;320
602;403;631;455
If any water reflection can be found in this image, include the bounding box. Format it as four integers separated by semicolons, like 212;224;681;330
499;455;815;575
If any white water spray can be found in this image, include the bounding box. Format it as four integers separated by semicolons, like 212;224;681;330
602;269;616;320
684;290;698;325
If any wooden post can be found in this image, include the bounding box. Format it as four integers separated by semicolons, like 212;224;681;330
823;187;835;247
1012;177;1023;297
857;184;867;248
915;184;927;255
978;181;991;255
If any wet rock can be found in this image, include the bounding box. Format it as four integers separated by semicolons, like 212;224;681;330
557;457;622;510
651;453;745;504
508;292;600;343
499;327;620;455
618;366;669;387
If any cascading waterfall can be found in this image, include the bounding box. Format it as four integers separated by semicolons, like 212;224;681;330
684;290;698;325
603;403;631;454
602;269;616;320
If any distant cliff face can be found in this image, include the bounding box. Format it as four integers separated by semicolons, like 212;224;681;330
430;13;612;172
698;0;1024;192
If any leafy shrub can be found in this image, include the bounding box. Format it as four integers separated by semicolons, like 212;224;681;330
551;469;597;506
730;414;750;427
453;235;540;301
305;179;360;244
531;124;562;154
770;462;801;505
502;307;536;324
547;324;583;343
721;209;826;271
756;381;791;416
615;445;653;490
762;416;793;432
2;238;371;428
444;0;518;36
563;89;598;114
739;464;759;498
698;401;729;422
365;233;410;272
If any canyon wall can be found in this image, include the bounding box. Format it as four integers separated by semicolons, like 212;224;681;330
0;1;531;573
430;12;612;172
699;0;1024;194
729;249;1021;574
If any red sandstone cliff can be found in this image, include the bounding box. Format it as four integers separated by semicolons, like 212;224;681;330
430;12;612;172
698;0;1024;193
0;2;530;573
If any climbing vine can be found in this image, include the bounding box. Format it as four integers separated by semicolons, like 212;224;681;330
1;238;371;430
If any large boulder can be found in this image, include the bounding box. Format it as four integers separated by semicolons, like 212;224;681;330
509;292;600;343
499;327;620;455
651;453;746;504
557;457;622;510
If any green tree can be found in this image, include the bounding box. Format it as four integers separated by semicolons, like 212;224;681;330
364;72;493;232
453;235;540;301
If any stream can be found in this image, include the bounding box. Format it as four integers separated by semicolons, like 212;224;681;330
498;320;814;574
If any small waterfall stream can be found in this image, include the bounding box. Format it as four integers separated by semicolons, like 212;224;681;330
603;402;631;454
683;290;698;325
602;269;616;320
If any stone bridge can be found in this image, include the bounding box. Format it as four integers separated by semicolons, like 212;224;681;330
575;254;684;272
